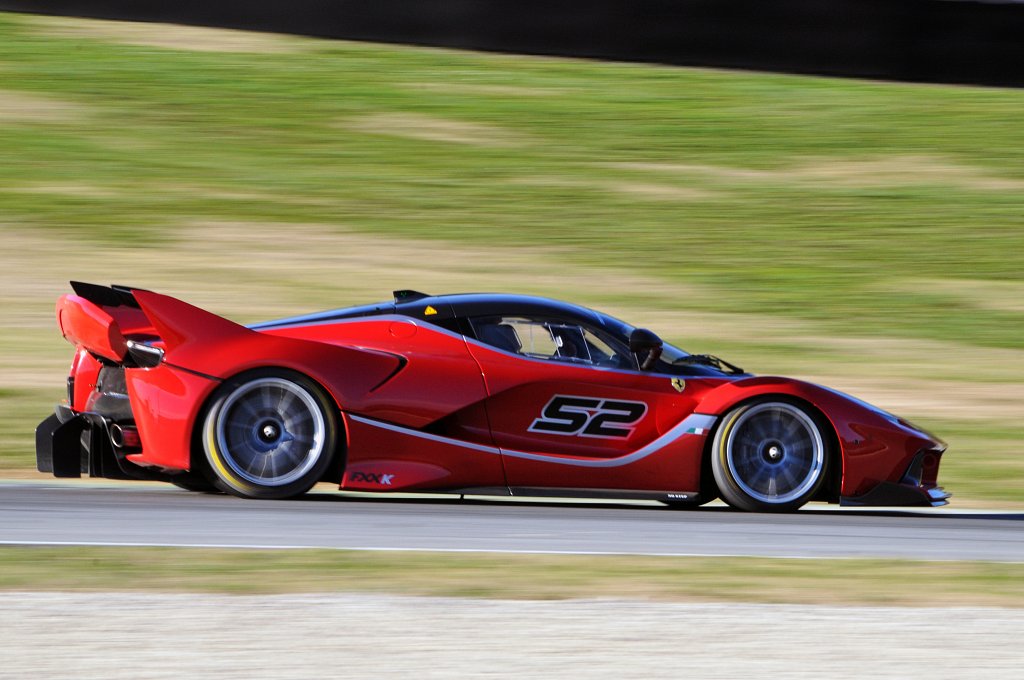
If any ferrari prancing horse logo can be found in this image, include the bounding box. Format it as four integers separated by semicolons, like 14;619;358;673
671;378;686;393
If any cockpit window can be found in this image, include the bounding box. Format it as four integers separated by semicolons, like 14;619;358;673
470;316;635;369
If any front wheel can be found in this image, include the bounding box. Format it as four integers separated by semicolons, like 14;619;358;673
201;370;338;499
711;400;829;512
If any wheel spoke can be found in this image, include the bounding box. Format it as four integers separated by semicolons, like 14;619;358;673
750;466;771;490
276;445;297;463
278;389;296;414
748;420;771;442
739;435;757;450
788;440;809;462
235;399;260;421
241;449;263;475
284;411;313;428
778;464;799;491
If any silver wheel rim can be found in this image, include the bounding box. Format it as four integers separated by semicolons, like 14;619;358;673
215;378;326;487
725;402;824;505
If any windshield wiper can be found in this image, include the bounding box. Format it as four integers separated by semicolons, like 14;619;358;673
672;353;744;375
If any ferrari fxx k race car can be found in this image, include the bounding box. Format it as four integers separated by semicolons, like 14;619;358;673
36;282;949;512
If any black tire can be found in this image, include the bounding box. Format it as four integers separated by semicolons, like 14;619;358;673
201;369;339;500
711;399;830;512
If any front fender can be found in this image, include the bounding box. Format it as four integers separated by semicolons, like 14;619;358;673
694;377;941;497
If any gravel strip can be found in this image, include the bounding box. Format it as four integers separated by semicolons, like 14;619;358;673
2;593;1022;679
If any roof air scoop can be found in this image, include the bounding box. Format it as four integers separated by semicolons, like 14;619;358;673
393;290;431;303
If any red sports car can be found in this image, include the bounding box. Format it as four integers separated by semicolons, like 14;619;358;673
37;282;949;512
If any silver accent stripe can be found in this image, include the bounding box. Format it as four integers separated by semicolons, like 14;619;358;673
347;413;717;469
348;415;500;454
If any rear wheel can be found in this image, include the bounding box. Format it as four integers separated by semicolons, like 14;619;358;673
201;369;338;499
711;399;829;512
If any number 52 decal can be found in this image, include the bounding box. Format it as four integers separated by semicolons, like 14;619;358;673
529;395;648;439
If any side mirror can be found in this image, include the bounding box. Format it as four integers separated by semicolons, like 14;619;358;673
629;328;663;371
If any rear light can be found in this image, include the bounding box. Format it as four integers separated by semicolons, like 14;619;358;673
126;340;164;368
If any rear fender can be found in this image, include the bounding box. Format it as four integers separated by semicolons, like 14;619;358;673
57;285;404;471
124;363;221;470
131;290;403;408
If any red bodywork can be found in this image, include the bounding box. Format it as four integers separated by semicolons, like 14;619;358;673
49;286;947;505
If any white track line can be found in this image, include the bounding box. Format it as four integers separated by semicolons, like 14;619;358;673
3;539;1023;563
1;479;1019;514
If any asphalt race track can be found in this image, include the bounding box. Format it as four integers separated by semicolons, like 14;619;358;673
2;481;1022;561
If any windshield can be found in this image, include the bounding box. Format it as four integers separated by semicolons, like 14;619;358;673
589;310;685;360
591;310;744;377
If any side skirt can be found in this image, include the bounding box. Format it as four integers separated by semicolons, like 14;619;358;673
345;485;700;504
509;487;700;503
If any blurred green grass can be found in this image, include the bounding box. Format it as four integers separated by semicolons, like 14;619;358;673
0;13;1021;502
2;546;1024;606
1;12;1022;349
0;388;46;473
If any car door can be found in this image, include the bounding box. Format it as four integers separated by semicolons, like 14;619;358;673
466;315;707;494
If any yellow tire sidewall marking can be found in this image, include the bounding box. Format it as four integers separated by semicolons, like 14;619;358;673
715;404;751;492
205;403;258;494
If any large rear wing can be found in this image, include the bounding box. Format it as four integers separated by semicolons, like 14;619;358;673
56;281;402;396
56;281;252;367
56;282;154;363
